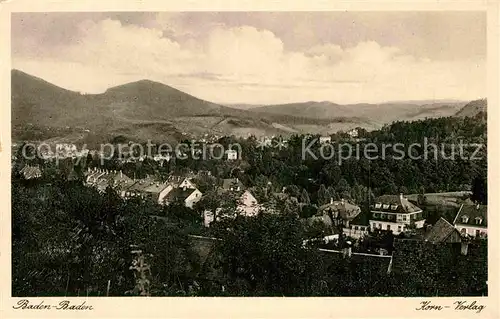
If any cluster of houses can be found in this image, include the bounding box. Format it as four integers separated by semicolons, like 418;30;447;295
19;160;487;243
84;168;204;208
83;168;261;220
311;193;487;242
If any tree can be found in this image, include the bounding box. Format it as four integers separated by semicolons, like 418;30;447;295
213;213;327;296
471;174;487;205
317;184;329;206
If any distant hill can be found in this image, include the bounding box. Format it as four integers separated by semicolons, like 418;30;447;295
225;103;263;110
11;69;479;144
11;70;330;143
455;99;487;118
251;100;466;124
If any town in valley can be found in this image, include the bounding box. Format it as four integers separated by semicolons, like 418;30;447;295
10;11;488;298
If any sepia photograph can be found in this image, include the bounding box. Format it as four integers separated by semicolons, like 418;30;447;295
2;3;497;317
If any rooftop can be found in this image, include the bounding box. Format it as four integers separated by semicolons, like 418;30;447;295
423;217;461;243
221;178;246;191
372;194;422;214
166;187;198;202
453;204;487;227
319;199;361;220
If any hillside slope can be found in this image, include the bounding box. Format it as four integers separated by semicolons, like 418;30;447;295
455;99;487;117
251;100;466;123
11;70;329;143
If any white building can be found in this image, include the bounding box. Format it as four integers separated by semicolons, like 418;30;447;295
178;177;197;190
453;204;487;238
369;193;425;235
347;128;359;138
165;187;203;208
204;189;260;227
236;190;260;217
319;136;332;144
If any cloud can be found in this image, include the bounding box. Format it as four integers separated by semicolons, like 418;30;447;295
12;17;485;104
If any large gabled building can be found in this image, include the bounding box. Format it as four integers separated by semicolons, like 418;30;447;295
369;194;425;235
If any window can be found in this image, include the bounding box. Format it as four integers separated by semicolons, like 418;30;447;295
381;213;386;219
391;205;398;210
475;229;480;237
373;213;379;218
360;227;364;231
386;225;391;231
402;215;407;221
378;223;382;229
461;215;469;223
372;223;377;229
354;226;359;230
475;217;483;225
398;225;402;232
375;203;381;208
461;228;467;234
383;204;390;209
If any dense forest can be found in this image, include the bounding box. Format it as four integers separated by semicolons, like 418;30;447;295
74;114;486;205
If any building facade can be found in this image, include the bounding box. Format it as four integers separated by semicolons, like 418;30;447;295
369;194;425;235
453;204;487;238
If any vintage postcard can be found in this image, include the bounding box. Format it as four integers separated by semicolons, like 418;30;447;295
0;0;498;318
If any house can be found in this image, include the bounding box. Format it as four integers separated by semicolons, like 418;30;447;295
423;217;462;243
141;182;175;205
178;177;197;190
347;128;359;138
225;149;238;160
85;168;134;194
221;178;246;192
236;190;260;216
318;198;361;228
204;189;260;227
369;193;425;235
343;210;370;239
319;136;331;144
122;176;172;203
20;165;42;180
165;187;203;208
153;154;171;163
453;204;487;238
55;143;77;157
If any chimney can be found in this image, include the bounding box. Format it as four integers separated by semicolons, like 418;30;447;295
341;198;345;205
400;193;404;200
461;241;469;256
330;198;334;204
120;170;123;178
476;204;480;209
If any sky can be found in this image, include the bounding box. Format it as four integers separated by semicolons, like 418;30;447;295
12;12;486;104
